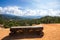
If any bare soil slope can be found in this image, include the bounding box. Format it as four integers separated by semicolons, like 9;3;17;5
0;24;60;40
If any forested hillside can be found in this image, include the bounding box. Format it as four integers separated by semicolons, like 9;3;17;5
0;14;60;28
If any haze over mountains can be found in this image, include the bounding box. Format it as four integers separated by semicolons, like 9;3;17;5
0;14;41;20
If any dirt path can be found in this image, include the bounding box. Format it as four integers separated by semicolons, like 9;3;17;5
0;24;60;40
0;28;10;40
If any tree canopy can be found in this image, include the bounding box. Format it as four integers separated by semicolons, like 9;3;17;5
0;15;60;28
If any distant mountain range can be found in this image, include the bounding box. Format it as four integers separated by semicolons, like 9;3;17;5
0;14;41;20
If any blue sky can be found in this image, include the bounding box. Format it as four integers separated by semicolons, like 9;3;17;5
0;0;60;16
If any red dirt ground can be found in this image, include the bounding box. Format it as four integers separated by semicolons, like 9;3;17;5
0;24;60;40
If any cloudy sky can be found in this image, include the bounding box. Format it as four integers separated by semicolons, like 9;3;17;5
0;0;60;16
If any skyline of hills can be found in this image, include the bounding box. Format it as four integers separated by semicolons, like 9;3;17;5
0;14;42;20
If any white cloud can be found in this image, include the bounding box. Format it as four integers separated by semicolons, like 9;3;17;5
30;0;60;9
0;7;3;14
0;6;60;16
